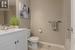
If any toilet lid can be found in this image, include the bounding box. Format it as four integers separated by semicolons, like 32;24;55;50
28;36;39;42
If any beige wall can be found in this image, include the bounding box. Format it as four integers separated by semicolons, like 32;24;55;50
0;11;4;24
30;0;67;45
64;0;71;50
0;6;16;25
4;6;16;24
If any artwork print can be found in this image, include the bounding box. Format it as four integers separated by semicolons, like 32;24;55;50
20;3;30;19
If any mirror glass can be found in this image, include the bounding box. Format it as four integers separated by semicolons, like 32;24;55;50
0;0;16;25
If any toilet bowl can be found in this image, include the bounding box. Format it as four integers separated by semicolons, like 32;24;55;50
28;36;39;42
28;36;39;50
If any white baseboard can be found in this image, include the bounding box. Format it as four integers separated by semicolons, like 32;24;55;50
39;41;65;49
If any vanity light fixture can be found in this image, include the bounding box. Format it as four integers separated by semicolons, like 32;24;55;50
0;0;8;8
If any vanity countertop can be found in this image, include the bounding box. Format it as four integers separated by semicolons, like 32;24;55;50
0;28;30;36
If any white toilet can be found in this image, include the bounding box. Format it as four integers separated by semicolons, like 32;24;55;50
28;36;39;50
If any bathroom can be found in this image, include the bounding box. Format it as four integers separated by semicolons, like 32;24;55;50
0;0;74;50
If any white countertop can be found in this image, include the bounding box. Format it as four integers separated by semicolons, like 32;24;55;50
0;28;30;36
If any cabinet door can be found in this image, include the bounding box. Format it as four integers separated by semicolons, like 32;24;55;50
0;40;16;50
0;35;16;50
14;31;28;50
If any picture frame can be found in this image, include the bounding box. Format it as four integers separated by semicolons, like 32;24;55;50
19;2;30;19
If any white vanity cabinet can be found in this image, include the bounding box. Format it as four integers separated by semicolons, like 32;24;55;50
0;29;29;50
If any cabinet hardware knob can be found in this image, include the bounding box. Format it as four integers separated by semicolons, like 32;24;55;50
16;40;19;43
14;40;19;44
14;41;17;44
